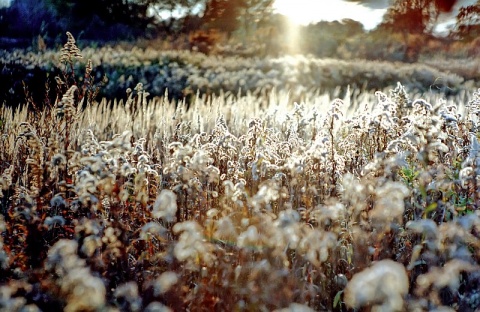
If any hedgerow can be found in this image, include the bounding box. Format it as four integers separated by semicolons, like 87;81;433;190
1;41;468;107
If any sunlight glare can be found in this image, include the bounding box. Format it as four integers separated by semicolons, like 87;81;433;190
273;0;385;30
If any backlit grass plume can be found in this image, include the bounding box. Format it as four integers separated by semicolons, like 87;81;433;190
1;32;480;311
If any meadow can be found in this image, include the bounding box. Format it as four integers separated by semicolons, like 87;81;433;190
1;33;480;311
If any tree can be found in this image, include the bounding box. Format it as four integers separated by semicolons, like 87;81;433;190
148;0;204;17
0;0;57;39
202;0;273;39
381;0;433;36
237;0;274;38
450;1;480;41
147;0;206;34
1;0;273;43
202;0;242;36
44;0;155;40
297;19;364;57
377;0;458;62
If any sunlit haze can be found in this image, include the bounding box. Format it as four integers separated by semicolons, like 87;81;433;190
273;0;387;30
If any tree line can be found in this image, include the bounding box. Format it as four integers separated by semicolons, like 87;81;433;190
0;0;274;42
1;0;480;61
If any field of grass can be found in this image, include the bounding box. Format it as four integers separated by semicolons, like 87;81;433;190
2;33;476;108
2;33;480;311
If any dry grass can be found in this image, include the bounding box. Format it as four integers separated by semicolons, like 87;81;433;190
1;33;480;312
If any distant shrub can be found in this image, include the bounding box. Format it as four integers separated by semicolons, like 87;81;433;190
0;44;467;110
188;29;222;55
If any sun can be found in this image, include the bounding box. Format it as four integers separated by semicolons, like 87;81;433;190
272;0;324;25
272;0;386;30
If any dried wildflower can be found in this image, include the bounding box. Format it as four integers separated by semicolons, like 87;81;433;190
272;209;302;249
370;181;410;227
0;166;13;197
0;217;5;232
412;99;433;112
114;282;142;312
344;260;408;311
298;228;337;267
173;221;216;268
237;225;260;249
152;271;178;296
406;219;438;250
416;259;479;295
45;239;84;275
85;59;93;76
45;239;106;311
75;218;102;236
144;302;173;312
55;85;78;120
274;303;315;312
103;226;119;244
60;267;106;312
44;216;66;229
51;153;67;167
0;220;8;269
5;42;480;311
214;216;238;241
140;222;167;240
0;285;31;311
59;32;83;65
310;202;345;229
152;189;177;222
250;180;280;211
50;194;67;208
464;133;480;166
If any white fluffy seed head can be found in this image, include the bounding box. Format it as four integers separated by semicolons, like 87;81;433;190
344;260;408;311
152;190;177;222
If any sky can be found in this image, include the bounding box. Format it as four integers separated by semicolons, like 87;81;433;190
273;0;476;33
273;0;388;30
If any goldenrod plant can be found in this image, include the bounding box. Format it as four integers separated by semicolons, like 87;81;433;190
1;32;480;311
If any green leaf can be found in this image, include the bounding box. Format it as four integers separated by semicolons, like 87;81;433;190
333;290;343;308
425;202;437;214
